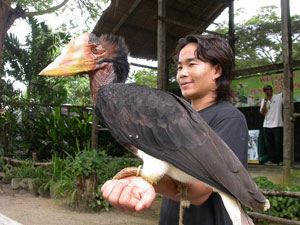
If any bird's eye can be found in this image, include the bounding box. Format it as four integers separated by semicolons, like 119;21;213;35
91;45;104;55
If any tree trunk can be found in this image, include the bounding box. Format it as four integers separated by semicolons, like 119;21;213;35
0;1;22;78
77;173;98;204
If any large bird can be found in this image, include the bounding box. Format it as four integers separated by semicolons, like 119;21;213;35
40;33;269;225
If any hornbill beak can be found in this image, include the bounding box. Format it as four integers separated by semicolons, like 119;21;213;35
39;33;97;76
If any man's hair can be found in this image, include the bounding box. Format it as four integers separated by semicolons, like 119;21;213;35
174;34;235;102
263;85;273;92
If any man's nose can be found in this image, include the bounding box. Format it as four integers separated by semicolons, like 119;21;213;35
177;67;188;78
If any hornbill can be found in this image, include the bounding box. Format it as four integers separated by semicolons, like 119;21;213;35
40;33;270;225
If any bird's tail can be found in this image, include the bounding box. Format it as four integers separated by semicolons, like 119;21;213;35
239;203;255;225
218;191;254;225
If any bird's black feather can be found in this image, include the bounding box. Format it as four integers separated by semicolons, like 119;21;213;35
95;83;267;210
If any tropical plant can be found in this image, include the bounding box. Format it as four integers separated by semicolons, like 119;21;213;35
0;108;23;156
253;176;300;221
18;106;93;159
3;17;71;103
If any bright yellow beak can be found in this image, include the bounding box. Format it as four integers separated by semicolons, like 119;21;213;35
39;33;96;76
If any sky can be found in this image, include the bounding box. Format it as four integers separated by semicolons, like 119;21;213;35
6;0;300;93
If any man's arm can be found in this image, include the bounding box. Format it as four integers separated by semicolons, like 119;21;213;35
154;175;213;205
260;100;268;115
101;175;213;213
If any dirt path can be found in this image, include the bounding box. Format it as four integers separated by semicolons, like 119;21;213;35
0;185;161;225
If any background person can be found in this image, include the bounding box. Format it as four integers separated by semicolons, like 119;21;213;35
260;85;283;166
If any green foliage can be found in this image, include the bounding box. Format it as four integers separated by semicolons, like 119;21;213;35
131;69;157;88
0;79;21;104
3;17;71;104
0;108;23;155
12;160;51;182
63;76;93;105
0;104;129;159
3;17;93;106
0;106;93;159
253;177;300;221
20;106;93;159
89;184;110;211
51;150;139;210
70;149;105;177
213;5;300;70
13;0;108;27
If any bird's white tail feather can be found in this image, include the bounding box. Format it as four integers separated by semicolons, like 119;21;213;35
218;191;254;225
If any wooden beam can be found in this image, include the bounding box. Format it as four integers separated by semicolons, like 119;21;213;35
262;189;300;198
2;157;52;166
155;16;229;38
130;62;157;70
248;212;300;225
103;19;179;41
234;60;300;77
111;0;142;34
281;0;294;185
157;0;167;90
293;113;300;118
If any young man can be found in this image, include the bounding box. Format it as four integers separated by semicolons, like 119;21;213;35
101;34;249;225
260;85;283;166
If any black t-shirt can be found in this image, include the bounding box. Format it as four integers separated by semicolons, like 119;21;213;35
159;101;249;225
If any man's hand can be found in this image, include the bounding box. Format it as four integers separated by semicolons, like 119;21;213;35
101;176;156;214
264;94;271;101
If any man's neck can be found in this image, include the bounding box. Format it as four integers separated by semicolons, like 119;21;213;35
191;95;216;111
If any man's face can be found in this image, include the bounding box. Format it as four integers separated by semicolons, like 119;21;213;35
176;43;221;100
264;89;273;97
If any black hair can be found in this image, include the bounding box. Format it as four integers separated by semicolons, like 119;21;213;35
263;85;273;92
174;34;235;102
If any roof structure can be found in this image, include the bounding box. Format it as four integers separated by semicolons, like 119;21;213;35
93;0;232;61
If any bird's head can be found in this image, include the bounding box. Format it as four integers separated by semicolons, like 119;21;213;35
39;33;129;104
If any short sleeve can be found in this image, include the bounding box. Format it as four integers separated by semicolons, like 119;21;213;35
213;117;249;167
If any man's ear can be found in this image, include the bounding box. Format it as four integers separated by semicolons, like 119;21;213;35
213;64;222;80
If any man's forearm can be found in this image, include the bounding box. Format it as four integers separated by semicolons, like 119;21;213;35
260;101;268;115
154;176;213;205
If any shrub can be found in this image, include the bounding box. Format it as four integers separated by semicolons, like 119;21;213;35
253;176;300;221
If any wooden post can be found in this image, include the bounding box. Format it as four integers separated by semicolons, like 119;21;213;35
91;108;99;151
281;0;294;186
228;0;235;56
157;0;167;90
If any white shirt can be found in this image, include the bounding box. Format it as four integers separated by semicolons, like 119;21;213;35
260;93;283;128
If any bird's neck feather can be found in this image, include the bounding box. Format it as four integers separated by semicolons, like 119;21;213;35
89;63;115;105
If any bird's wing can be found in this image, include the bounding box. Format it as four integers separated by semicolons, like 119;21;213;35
96;83;266;210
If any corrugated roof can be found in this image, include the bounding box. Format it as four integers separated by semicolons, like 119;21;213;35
93;0;230;60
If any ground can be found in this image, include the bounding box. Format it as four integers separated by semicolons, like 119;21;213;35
0;184;161;225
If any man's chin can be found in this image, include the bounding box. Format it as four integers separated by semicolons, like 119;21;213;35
181;91;193;100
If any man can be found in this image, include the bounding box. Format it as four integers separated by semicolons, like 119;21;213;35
260;85;283;166
101;34;249;225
